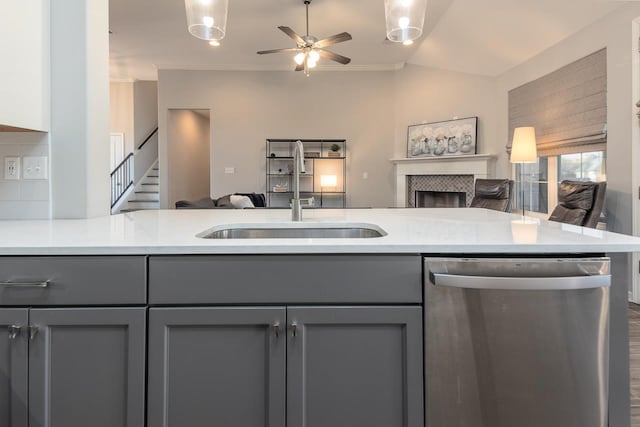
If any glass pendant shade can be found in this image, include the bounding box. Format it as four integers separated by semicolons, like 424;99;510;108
185;0;229;41
384;0;427;43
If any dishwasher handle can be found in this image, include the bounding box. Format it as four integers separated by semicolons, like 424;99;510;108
429;272;611;291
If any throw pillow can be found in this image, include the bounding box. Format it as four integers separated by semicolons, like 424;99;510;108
230;195;255;209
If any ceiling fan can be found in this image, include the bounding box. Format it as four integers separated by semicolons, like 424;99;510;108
257;0;352;76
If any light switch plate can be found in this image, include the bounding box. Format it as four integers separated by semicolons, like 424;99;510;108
4;157;20;180
224;167;235;174
23;156;48;180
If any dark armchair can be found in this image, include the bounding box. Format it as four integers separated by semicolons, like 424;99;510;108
548;180;606;228
470;179;514;213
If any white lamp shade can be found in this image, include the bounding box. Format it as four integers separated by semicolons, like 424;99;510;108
384;0;427;43
184;0;229;41
510;127;538;163
320;175;338;188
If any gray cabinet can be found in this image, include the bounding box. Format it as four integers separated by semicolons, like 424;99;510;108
287;306;424;427
28;308;146;427
147;306;423;427
147;307;287;427
0;309;28;427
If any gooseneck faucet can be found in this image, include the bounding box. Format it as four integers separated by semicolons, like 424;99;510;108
291;140;306;221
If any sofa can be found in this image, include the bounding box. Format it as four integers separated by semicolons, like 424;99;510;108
175;193;266;209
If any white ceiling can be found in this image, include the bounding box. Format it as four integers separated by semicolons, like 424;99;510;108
109;0;625;81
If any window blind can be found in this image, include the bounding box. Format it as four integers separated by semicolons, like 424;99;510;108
507;48;607;157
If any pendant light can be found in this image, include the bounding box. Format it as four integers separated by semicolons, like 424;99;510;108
184;0;229;42
384;0;427;43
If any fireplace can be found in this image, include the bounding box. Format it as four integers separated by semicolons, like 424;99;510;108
390;154;496;208
416;191;467;208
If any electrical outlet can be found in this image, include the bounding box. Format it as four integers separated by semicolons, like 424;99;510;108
23;156;48;180
4;157;20;180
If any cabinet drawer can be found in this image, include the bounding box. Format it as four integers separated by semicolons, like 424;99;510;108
0;256;146;306
149;255;422;304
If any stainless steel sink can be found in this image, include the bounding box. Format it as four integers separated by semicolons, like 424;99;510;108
197;223;386;239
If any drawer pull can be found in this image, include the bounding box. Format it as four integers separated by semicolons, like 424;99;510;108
0;280;50;288
8;325;21;340
29;326;38;340
273;322;281;338
290;322;299;338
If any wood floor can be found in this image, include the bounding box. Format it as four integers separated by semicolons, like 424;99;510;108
629;303;640;426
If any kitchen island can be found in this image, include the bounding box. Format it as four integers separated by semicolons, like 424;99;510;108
0;208;639;427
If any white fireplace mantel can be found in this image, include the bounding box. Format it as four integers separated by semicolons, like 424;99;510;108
390;154;497;207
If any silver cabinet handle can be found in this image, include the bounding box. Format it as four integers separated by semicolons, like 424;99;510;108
29;326;38;340
430;272;611;291
0;280;50;288
8;325;21;340
290;322;298;338
273;322;281;338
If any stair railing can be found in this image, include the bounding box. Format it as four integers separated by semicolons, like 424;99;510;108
110;153;134;208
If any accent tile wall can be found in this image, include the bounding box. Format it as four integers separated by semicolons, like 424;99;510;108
407;175;475;208
0;132;50;219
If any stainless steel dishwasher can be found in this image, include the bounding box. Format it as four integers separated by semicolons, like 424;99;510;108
424;257;610;427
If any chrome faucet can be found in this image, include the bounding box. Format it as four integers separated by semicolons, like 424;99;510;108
291;140;306;221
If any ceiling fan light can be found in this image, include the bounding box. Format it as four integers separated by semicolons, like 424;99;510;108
184;0;228;41
384;0;426;43
307;58;318;68
308;50;320;61
294;52;306;65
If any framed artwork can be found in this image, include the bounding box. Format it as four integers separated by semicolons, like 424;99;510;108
407;116;478;158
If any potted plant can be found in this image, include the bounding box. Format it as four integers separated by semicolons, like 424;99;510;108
328;143;342;157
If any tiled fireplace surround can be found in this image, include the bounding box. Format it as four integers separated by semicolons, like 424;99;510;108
390;154;496;208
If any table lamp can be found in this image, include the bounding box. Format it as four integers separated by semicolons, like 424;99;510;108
320;175;338;191
510;127;537;216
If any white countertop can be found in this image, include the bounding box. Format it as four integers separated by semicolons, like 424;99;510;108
0;208;639;255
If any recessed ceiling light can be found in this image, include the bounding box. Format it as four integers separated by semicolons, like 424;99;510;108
403;40;414;46
209;40;220;47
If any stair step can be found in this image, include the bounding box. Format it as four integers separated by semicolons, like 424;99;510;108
147;175;159;178
133;192;159;201
140;184;159;192
119;208;139;213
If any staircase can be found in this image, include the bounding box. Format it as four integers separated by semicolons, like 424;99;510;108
119;162;160;213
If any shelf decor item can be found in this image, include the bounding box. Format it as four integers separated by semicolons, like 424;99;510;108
327;144;342;158
407;116;478;158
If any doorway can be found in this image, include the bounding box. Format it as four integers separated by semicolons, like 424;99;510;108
167;109;211;209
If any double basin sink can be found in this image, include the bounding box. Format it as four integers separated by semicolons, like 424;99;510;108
198;223;387;239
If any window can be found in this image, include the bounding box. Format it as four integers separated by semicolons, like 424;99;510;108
558;152;606;183
514;151;606;216
514;158;549;214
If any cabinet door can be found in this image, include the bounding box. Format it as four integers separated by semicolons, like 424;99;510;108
287;306;424;427
148;307;286;427
28;308;146;427
0;309;28;427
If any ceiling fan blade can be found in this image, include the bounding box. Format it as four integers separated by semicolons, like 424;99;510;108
295;63;305;72
317;49;351;65
257;48;300;55
278;26;305;45
314;32;352;49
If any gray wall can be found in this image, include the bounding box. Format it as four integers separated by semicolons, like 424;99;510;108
167;110;210;207
110;82;135;154
157;68;498;208
393;65;498;159
134;81;158;146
